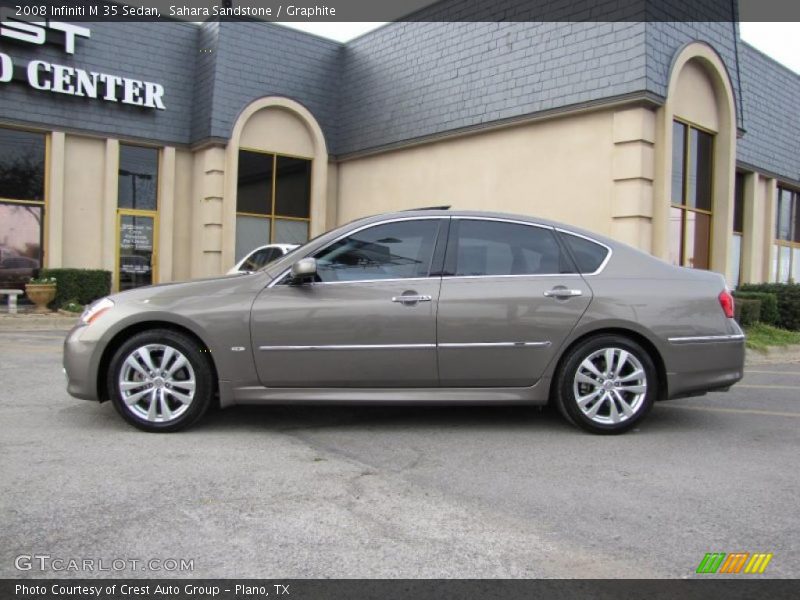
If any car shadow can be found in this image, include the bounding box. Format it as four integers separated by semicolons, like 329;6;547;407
60;396;723;436
195;402;569;434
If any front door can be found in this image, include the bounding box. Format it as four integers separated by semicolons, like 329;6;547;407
437;218;592;387
117;211;158;291
251;218;445;387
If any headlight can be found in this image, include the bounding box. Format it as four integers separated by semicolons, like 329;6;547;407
80;297;114;325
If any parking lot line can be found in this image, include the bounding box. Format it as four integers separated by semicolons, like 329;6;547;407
661;405;800;418
736;384;799;390
745;370;800;376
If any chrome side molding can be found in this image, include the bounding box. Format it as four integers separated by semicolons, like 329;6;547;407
259;341;552;351
667;334;745;344
438;341;552;349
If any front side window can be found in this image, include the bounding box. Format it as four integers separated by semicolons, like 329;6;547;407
0;128;46;290
451;220;566;277
773;186;800;283
313;219;440;283
235;150;311;262
669;121;714;270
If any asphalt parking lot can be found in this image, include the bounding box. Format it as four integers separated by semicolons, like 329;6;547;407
1;328;798;579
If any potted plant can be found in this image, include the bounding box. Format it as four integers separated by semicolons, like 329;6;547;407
25;276;57;313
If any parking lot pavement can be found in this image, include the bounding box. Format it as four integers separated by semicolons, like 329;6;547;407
1;329;798;579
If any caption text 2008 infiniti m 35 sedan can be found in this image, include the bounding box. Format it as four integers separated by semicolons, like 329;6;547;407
64;209;745;434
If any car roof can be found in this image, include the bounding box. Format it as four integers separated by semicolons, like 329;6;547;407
248;243;298;252
354;208;620;249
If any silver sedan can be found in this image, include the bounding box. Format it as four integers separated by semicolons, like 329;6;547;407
64;209;745;434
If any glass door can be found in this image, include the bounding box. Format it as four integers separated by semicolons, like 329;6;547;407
117;211;158;291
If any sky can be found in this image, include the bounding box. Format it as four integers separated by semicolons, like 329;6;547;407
277;22;800;75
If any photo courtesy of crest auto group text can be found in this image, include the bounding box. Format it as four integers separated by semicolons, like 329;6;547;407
1;0;799;598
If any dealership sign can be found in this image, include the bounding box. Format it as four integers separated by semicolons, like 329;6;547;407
0;12;166;110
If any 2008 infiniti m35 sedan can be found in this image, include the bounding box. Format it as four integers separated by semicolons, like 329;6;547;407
64;209;745;434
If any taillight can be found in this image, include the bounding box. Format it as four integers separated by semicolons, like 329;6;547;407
718;289;735;318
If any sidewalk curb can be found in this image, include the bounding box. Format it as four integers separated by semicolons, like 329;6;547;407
746;344;800;365
0;314;78;331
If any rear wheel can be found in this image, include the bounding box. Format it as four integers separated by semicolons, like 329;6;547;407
108;329;214;432
555;335;656;434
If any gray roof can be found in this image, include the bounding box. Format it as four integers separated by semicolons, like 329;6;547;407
736;43;800;182
0;16;796;184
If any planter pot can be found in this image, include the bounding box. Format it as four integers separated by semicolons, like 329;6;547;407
25;283;57;313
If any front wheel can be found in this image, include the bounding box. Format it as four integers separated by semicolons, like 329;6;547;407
108;329;214;432
555;335;657;434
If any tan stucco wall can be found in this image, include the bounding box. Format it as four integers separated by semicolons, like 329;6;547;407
740;172;775;284
171;148;194;282
337;110;619;237
673;60;719;132
62;134;105;269
239;107;315;157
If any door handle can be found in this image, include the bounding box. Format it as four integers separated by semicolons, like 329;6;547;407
392;294;432;304
543;288;583;299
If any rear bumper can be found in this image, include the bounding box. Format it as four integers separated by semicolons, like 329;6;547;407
664;332;745;399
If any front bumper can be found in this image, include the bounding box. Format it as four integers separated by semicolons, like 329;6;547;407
63;324;102;401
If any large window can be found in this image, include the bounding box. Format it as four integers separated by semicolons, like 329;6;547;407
236;150;311;261
669;121;713;270
0;128;46;291
118;144;158;211
730;172;745;287
117;144;159;291
773;186;800;283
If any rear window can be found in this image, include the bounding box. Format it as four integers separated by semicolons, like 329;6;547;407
560;233;609;274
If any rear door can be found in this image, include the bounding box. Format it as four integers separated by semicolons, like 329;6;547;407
437;218;592;387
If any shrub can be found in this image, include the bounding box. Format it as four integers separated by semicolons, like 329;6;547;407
39;268;112;309
734;297;761;327
733;291;779;326
738;283;800;331
61;299;84;314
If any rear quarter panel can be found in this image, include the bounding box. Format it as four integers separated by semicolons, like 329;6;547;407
553;246;744;399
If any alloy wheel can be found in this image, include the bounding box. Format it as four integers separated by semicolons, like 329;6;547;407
118;344;196;423
572;347;647;425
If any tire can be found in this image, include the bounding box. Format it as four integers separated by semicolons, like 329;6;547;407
554;334;657;434
107;329;214;432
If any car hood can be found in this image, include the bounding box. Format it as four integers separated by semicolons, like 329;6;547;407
109;272;273;304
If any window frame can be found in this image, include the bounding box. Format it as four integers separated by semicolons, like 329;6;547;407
270;216;448;287
236;147;313;252
442;217;577;278
670;118;715;270
556;229;613;276
269;216;614;287
117;143;160;212
774;185;800;283
0;127;49;272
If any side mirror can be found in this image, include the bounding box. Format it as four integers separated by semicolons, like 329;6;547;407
290;257;317;283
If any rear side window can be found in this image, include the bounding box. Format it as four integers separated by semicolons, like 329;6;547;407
451;220;568;276
560;233;609;274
